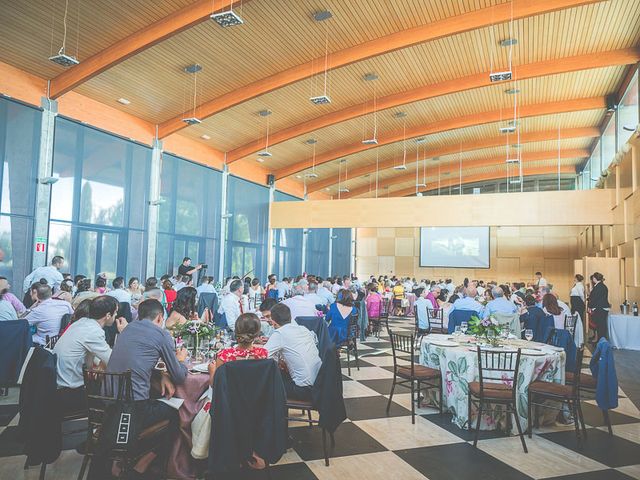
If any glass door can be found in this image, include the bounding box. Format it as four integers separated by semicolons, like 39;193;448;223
74;227;122;280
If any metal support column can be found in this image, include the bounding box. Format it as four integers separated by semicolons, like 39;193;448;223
145;138;162;279
218;164;229;283
327;227;333;277
300;192;308;274
267;183;276;275
32;97;58;269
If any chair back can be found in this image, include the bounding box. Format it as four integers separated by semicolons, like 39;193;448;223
82;368;133;453
570;346;585;396
198;293;218;318
0;320;32;386
426;307;444;332
388;329;416;376
346;313;359;342
564;313;578;338
45;334;60;349
492;312;520;336
476;347;521;400
379;297;390;320
545;328;577;372
447;309;475;334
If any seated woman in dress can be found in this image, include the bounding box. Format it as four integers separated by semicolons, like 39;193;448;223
165;286;198;329
163;279;177;312
365;283;382;319
326;288;357;345
542;293;569;329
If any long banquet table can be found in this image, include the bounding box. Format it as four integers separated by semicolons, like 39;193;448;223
420;334;566;434
608;314;640;350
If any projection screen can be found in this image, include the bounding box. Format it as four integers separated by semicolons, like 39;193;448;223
419;226;490;268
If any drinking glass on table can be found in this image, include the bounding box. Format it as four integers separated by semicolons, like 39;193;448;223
454;325;462;336
460;322;468;335
524;329;534;342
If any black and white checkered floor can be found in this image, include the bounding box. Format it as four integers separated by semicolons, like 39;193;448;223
1;316;639;479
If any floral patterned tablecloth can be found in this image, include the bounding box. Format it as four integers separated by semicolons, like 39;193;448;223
420;334;566;434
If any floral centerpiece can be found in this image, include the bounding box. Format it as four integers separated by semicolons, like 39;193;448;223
467;315;501;347
170;320;216;355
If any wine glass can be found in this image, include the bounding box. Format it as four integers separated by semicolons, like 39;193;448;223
454;325;462;336
460;322;468;335
525;329;534;342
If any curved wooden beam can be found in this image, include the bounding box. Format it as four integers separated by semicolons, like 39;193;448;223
342;149;588;198
307;127;600;193
228;48;638;163
390;165;576;197
49;0;244;99
275;96;606;180
157;0;603;138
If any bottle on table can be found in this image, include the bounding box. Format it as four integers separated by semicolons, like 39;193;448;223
633;302;638;317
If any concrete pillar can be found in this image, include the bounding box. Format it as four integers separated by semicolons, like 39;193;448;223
218;165;229;282
145;138;162;279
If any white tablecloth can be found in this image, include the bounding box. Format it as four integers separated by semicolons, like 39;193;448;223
609;314;640;350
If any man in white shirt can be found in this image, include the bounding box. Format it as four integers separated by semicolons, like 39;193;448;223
283;285;319;321
219;279;243;330
450;286;484;316
305;281;328;307
173;275;187;292
276;278;289;300
196;276;217;296
106;276;132;304
265;303;321;401
445;279;455;293
26;283;73;345
535;272;548;288
53;296;127;413
318;281;335;305
414;289;432;331
23;255;65;294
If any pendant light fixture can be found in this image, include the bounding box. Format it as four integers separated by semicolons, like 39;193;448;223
338;159;349;195
415;138;427;188
49;0;80;66
393;112;408;170
362;73;379;145
489;1;515;83
182;64;203;125
310;11;332;105
257;109;272;158
305;138;319;178
210;0;244;27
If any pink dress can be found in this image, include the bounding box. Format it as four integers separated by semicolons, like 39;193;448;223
366;293;382;318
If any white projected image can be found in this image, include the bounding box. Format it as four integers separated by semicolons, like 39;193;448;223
420;226;490;268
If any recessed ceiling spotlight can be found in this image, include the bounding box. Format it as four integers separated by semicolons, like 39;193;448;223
363;73;378;82
499;38;518;47
394;111;407;118
210;10;244;27
200;134;211;140
310;95;331;105
305;138;318;144
505;88;520;95
489;71;512;82
313;10;333;22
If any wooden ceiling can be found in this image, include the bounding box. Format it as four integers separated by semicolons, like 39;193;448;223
1;0;638;197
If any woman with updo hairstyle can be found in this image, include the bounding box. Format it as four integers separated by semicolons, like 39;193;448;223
326;288;357;344
208;313;268;385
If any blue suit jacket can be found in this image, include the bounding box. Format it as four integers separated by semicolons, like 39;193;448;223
590;338;618;410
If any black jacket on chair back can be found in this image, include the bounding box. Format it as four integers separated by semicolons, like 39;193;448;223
312;345;347;434
18;346;62;466
209;359;287;474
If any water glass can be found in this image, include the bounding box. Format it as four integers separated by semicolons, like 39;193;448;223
460;322;468;335
525;329;534;342
454;326;462;336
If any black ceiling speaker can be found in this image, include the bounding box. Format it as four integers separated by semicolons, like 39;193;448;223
606;94;618;112
267;174;275;187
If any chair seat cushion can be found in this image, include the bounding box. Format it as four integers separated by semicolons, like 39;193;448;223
529;380;573;398
286;398;314;410
397;365;440;380
565;372;597;389
468;381;513;399
138;419;170;440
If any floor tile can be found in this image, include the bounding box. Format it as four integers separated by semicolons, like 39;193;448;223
359;355;409;367
354;416;462;450
344;395;411;421
358;378;410;395
307;451;427;480
597;423;640;444
617;465;640;479
585;398;640;419
540;427;640;467
0;405;19;427
579;402;640;428
395;443;532;480
542;470;635;480
421;413;507;442
476;435;608;479
269;461;319;479
0;425;25;457
386;393;441;415
341;366;393;381
290;422;387;462
274;448;305;465
342;380;382;399
340;359;376;369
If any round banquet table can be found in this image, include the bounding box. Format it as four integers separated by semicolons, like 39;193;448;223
167;371;211;480
419;334;566;434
